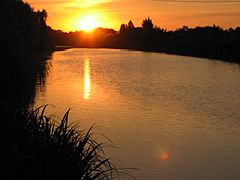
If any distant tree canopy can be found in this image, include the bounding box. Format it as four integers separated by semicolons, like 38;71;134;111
53;27;116;48
119;20;135;33
119;24;127;33
53;16;240;62
128;20;135;29
113;18;240;62
142;17;154;30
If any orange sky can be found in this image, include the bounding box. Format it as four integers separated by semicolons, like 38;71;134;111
26;0;240;32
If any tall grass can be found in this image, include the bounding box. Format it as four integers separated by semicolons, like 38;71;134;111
0;105;119;180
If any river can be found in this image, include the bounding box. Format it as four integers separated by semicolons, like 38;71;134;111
34;48;240;180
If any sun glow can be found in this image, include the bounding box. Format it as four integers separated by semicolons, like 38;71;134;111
78;15;100;32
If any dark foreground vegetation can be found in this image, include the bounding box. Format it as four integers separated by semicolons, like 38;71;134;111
55;18;240;63
0;0;54;107
0;106;118;180
0;0;54;59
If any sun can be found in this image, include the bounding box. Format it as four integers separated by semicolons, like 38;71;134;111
78;15;100;32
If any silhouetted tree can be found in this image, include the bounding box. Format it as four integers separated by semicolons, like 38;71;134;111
142;17;154;30
112;21;240;62
119;23;127;33
128;20;135;29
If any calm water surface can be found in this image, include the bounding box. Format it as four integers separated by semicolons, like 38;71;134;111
34;48;240;180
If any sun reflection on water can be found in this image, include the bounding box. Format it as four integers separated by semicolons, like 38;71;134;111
84;58;91;99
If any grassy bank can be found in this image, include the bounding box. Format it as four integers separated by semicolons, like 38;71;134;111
0;105;118;180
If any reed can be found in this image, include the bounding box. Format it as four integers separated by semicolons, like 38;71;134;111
0;105;119;180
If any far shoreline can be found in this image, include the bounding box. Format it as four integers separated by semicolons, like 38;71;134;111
54;45;240;64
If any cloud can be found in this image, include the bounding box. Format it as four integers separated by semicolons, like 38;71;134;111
62;0;113;9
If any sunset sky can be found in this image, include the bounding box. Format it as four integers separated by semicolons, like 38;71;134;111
26;0;240;32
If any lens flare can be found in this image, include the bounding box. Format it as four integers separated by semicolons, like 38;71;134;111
160;152;169;161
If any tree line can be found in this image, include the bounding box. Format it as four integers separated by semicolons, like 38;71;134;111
54;18;240;63
1;0;239;63
113;18;240;62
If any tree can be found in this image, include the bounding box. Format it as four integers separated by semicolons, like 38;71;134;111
142;17;153;30
127;20;134;29
41;9;48;22
119;23;126;33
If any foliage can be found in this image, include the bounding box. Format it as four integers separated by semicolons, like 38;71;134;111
0;0;54;107
128;21;135;29
53;17;240;62
142;17;154;30
0;0;55;58
53;28;116;47
0;106;119;180
114;18;240;62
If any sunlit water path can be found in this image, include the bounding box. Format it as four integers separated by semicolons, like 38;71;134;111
34;48;240;180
